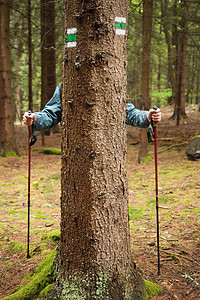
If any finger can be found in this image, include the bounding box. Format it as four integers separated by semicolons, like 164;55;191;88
152;112;160;118
26;115;33;119
153;111;161;116
152;114;161;122
23;114;33;125
152;110;161;116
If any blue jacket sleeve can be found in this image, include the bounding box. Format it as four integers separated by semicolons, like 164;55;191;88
126;102;149;128
34;85;62;131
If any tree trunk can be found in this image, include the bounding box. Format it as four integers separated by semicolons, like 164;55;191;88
0;0;17;156
196;55;200;107
54;0;146;298
157;55;161;92
171;0;188;124
40;0;56;145
161;0;175;94
40;0;56;107
138;0;153;163
15;53;22;123
14;11;22;123
28;0;33;111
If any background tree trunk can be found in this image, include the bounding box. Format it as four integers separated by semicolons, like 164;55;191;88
55;0;145;298
40;0;56;145
40;0;56;108
0;0;17;156
138;0;153;163
196;57;200;107
177;7;188;125
14;12;22;123
171;0;188;124
161;0;174;92
28;0;33;111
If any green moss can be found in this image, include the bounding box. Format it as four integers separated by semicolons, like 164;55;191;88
129;206;144;220
38;284;54;298
32;181;39;188
141;155;151;163
4;262;15;269
49;173;60;180
192;135;200;139
135;172;144;177
160;171;170;175
193;209;200;214
7;210;18;215
2;240;26;253
38;148;61;155
0;229;5;235
6;150;17;157
41;230;60;243
143;279;162;299
2;248;57;300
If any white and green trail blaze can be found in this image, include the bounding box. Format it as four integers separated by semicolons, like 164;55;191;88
66;28;77;48
115;17;126;35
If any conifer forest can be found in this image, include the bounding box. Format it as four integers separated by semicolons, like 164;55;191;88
0;1;200;299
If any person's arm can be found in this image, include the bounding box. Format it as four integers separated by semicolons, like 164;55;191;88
23;84;62;131
126;102;161;128
126;102;149;128
34;85;62;131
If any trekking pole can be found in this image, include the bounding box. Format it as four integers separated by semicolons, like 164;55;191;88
147;106;161;276
153;108;161;276
27;110;31;259
27;110;37;259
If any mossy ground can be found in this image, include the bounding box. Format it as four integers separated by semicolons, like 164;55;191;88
0;110;200;299
143;280;162;299
36;148;61;155
0;150;17;157
1;241;162;300
1;248;57;300
6;150;17;157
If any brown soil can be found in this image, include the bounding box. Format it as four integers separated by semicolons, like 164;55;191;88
0;106;199;299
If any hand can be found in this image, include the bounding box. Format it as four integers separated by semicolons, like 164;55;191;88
23;112;37;126
147;108;161;124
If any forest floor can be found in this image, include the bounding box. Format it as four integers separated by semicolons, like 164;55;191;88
0;105;200;299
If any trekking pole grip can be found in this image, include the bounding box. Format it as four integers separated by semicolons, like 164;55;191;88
28;110;32;132
152;105;158;127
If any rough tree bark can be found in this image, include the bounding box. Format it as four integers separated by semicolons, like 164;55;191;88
53;0;146;298
138;0;153;163
0;0;17;156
